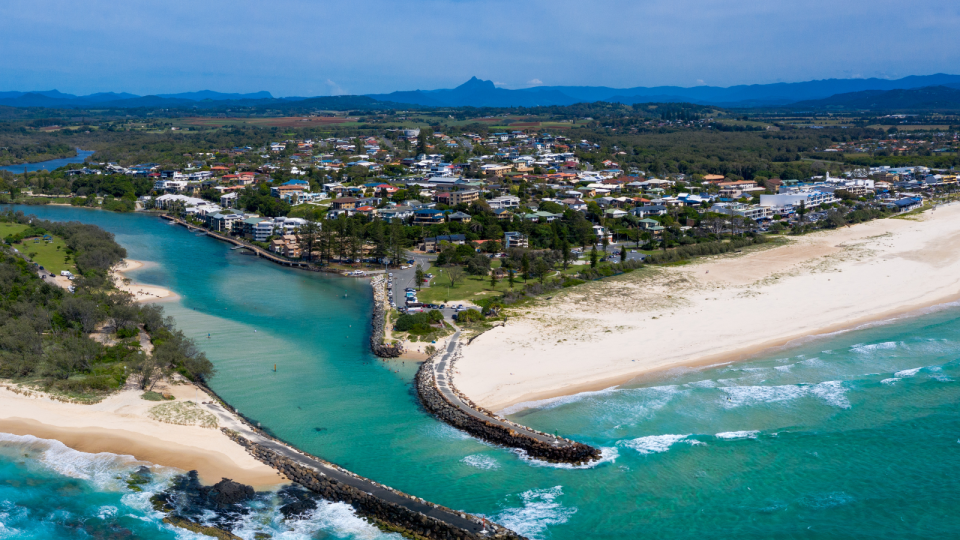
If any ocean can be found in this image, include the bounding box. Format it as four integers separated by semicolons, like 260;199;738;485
2;205;958;539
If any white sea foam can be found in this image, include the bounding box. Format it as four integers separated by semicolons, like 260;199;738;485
685;379;719;388
894;367;923;378
617;434;691;455
774;364;793;373
491;486;577;540
881;378;901;385
230;499;398;540
97;506;118;520
851;341;899;354
461;454;500;470
715;430;759;440
0;433;143;490
720;380;850;409
513;446;618;470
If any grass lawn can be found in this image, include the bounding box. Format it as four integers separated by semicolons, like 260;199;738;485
4;224;78;275
416;273;509;304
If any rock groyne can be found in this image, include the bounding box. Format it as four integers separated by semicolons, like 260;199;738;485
416;347;601;465
223;429;524;540
371;274;403;358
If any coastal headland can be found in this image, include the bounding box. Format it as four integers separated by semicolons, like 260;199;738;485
455;203;960;412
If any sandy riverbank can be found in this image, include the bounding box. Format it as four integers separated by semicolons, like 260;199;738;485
0;378;285;488
455;203;960;412
113;259;178;302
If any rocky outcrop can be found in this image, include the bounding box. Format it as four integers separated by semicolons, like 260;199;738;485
370;274;403;358
223;429;525;540
416;354;601;464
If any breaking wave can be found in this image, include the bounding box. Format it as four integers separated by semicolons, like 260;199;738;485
617;434;703;455
489;486;577;540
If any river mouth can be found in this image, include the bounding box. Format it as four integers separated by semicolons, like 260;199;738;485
4;204;960;539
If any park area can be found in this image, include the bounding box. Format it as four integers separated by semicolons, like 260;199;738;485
0;222;77;275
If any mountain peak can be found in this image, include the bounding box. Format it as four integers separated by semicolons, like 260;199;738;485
455;77;496;92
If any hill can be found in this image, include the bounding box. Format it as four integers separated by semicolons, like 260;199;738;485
791;85;960;111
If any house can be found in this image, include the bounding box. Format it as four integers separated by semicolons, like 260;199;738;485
207;212;244;233
423;234;467;252
504;231;529;249
435;190;480;206
413;209;446;225
447;211;472;223
492;208;514;221
638;218;665;233
379;206;414;222
488;195;521;210
629;205;668;218
604;208;627;219
331;197;359;210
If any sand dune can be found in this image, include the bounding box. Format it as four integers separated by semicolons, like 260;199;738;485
455;203;960;412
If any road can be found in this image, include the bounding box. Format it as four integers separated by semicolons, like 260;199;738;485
430;328;570;447
389;251;434;308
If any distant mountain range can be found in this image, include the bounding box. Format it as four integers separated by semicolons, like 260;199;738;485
367;74;960;108
792;85;960;111
0;90;276;109
3;74;960;111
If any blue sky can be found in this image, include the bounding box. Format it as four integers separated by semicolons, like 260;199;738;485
2;0;959;96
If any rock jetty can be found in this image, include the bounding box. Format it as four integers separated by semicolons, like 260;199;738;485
416;345;601;464
223;429;525;540
371;274;403;358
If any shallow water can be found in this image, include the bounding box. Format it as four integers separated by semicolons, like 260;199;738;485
3;205;959;539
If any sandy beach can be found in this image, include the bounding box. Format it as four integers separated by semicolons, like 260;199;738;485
0;378;285;488
113;259;178;302
455;203;960;412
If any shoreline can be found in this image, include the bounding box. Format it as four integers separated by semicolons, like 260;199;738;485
113;258;179;302
497;291;960;414
0;379;285;488
456;203;960;412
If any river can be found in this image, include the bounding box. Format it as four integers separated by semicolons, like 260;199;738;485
2;204;959;539
0;149;95;174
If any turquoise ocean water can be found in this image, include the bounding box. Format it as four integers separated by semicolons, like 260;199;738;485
2;205;958;539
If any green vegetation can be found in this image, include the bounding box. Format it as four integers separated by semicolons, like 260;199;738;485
0;210;214;398
393;309;444;334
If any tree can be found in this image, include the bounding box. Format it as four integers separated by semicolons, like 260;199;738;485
446;266;465;288
508;269;516;289
534;259;550;285
620;246;628;263
389;219;404;267
561;238;571;270
590;245;599;268
520;252;530;282
490;271;498;290
297;221;320;261
415;263;425;291
797;200;807;225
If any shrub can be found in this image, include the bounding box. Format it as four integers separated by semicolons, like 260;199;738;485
455;309;484;323
394;310;444;334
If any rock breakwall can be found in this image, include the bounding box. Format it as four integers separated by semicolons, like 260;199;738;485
415;353;601;464
371;274;403;358
223;429;524;540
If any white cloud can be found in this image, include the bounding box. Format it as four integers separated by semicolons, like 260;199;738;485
325;79;346;95
527;78;543;86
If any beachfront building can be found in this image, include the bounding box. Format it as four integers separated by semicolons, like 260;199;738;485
759;190;838;213
711;202;774;221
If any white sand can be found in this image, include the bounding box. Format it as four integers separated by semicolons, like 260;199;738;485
0;378;284;487
455;203;960;412
113;259;178;302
